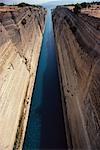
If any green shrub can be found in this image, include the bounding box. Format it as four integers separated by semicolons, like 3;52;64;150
73;3;81;14
17;3;30;7
81;2;87;8
0;3;5;6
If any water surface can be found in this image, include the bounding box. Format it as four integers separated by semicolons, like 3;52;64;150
23;9;67;149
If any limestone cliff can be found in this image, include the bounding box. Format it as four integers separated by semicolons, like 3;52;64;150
53;6;100;149
0;6;46;150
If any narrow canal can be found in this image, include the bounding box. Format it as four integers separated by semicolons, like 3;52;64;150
23;9;67;149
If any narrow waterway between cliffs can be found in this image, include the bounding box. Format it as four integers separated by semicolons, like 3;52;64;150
23;9;67;149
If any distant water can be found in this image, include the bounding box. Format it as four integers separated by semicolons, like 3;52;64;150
23;9;67;149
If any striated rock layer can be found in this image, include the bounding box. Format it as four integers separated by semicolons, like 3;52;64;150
0;6;46;150
53;6;100;149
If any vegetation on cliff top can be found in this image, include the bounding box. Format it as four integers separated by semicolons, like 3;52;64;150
0;3;5;6
73;1;100;14
17;3;31;7
73;3;81;14
64;1;100;8
17;3;43;8
0;2;43;9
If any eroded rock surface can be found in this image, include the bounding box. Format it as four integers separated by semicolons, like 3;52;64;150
53;6;100;149
0;6;46;150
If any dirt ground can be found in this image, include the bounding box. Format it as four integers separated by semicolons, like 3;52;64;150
81;5;100;18
67;5;100;18
0;6;19;12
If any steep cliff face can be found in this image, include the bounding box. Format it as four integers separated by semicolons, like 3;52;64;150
53;6;100;149
0;6;46;150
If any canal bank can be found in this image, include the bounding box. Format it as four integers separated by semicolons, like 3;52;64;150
23;9;67;149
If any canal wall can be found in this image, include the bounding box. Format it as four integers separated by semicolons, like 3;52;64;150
52;6;100;149
0;6;46;150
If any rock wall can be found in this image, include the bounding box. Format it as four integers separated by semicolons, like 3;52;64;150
53;6;100;149
0;6;46;150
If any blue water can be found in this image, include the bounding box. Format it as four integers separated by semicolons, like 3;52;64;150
23;9;67;149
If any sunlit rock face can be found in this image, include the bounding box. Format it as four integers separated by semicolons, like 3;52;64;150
53;6;100;149
0;6;46;150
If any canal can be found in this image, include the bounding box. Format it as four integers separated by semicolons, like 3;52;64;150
23;9;67;149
